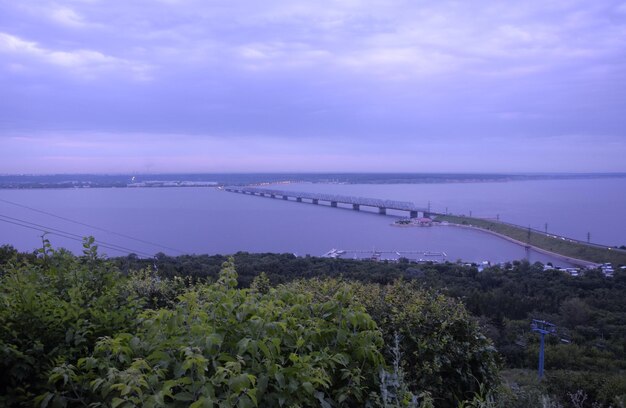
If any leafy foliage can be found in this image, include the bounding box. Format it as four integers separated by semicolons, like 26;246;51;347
0;238;141;406
283;278;500;407
110;252;626;405
40;260;385;407
8;243;623;406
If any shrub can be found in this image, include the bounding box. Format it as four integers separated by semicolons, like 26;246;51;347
284;278;500;407
41;260;385;407
0;238;141;406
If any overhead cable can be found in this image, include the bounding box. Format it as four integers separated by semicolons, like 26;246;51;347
0;214;156;258
0;197;184;254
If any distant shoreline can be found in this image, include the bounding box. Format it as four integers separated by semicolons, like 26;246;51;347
1;172;625;190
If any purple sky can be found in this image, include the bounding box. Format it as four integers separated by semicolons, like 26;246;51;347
1;0;625;173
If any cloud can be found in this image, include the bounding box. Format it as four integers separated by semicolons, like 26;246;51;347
0;0;625;172
51;7;87;27
5;0;622;80
236;42;333;71
0;32;152;80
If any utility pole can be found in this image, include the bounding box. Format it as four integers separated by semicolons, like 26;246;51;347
531;319;557;380
527;226;531;243
545;223;548;234
445;206;448;215
587;232;591;243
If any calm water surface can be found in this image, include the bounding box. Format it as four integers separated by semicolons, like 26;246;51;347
1;178;624;266
279;179;626;245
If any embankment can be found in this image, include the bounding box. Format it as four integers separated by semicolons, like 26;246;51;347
435;215;626;266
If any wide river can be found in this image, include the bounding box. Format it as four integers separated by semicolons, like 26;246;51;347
1;178;625;266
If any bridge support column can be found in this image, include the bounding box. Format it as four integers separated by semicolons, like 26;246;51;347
270;194;275;198
296;197;302;202
410;210;418;218
331;201;337;207
312;199;319;204
353;204;360;211
379;207;386;215
282;195;288;200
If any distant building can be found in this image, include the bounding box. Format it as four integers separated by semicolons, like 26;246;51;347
417;217;433;226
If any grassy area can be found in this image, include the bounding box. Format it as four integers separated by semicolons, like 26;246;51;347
435;214;626;265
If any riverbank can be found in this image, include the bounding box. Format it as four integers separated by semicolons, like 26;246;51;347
441;222;598;268
435;215;626;266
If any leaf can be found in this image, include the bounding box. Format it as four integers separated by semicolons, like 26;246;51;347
302;382;315;395
245;388;258;406
315;392;332;408
173;391;195;402
111;398;127;408
274;372;285;388
38;392;54;408
332;353;349;367
229;374;251;393
257;373;269;394
189;396;213;408
296;337;305;348
236;338;251;355
258;342;271;360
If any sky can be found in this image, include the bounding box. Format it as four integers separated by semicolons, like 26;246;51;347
1;0;625;173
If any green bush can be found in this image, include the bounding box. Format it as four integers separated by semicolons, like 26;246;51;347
1;243;506;407
284;278;500;407
40;260;385;407
0;238;141;406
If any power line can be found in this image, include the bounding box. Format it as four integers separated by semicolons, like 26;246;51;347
0;214;156;258
0;197;184;254
0;214;154;258
0;217;86;243
0;216;154;258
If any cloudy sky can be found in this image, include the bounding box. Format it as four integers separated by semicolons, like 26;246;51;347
1;0;625;173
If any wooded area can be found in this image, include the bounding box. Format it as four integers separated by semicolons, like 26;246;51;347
1;243;625;407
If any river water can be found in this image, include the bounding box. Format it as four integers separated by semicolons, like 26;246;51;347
1;177;624;266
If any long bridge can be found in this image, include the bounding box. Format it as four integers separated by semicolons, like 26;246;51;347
223;186;432;218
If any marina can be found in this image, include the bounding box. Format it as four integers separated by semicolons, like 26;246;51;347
322;248;448;262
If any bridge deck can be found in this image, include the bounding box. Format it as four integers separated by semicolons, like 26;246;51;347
224;186;428;212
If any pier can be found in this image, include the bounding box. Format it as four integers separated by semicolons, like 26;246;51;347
322;248;447;262
223;186;432;218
